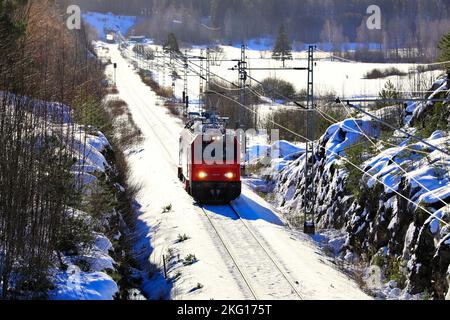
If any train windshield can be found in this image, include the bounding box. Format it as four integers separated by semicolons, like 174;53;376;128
193;136;238;165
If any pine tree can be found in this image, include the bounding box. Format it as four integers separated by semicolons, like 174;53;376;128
378;80;401;107
272;24;292;67
164;33;181;54
0;0;27;35
438;32;450;69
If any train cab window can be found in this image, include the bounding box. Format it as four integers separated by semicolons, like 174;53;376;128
200;138;237;164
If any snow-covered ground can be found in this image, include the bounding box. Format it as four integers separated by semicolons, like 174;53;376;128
51;126;119;300
99;43;371;300
50;233;118;300
244;78;450;299
129;44;442;103
0;93;121;300
81;11;443;107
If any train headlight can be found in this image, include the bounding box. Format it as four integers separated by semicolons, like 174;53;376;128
198;171;208;179
224;172;234;179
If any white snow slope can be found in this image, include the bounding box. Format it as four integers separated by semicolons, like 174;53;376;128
50;128;119;300
100;43;370;300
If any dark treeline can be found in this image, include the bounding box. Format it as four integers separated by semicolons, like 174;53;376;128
0;0;106;298
67;0;450;61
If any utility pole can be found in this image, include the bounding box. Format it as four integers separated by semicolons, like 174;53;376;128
170;52;176;102
206;48;211;113
183;50;189;113
199;49;205;111
238;44;248;175
303;45;316;235
162;50;166;88
206;48;211;88
238;44;247;129
155;48;160;83
113;63;117;87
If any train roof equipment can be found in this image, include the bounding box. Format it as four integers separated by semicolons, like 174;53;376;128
184;112;230;134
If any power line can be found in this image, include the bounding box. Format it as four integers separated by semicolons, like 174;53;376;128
339;98;449;103
144;45;450;164
315;107;430;156
206;88;450;230
315;48;450;67
246;74;306;109
336;98;450;157
315;101;450;212
142;44;450;227
341;101;450;211
179;52;309;112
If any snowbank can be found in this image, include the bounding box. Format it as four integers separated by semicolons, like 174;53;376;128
272;140;305;158
265;78;450;298
50;269;118;300
0;91;72;123
71;126;111;179
322;118;380;161
62;234;116;273
49;123;119;300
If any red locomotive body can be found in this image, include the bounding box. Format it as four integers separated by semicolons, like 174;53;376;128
178;115;241;203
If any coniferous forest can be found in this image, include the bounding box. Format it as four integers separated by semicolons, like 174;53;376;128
66;0;450;62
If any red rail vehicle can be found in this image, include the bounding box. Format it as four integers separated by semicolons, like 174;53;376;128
178;113;241;203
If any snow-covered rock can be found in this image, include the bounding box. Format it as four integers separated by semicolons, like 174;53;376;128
411;79;449;122
271;140;305;158
263;78;450;298
63;233;116;273
50;266;118;300
50;122;120;299
95;233;113;252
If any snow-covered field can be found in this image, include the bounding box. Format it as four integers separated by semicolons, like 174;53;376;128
99;43;371;300
128;44;442;104
83;10;444;111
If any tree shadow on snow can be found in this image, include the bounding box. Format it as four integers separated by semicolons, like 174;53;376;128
131;200;174;300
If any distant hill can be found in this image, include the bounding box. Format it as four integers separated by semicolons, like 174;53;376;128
66;0;450;62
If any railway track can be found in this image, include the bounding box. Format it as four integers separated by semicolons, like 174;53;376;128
120;53;304;300
199;205;259;300
200;204;304;300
